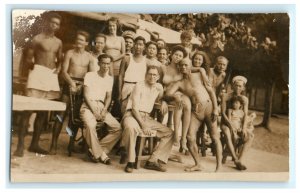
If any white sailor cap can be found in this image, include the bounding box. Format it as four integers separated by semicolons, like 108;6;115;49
232;75;247;84
122;30;135;40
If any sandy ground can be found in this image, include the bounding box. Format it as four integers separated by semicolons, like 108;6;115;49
252;112;289;156
9;111;289;182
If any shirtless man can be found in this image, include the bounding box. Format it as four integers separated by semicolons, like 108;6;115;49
49;30;96;154
14;12;63;157
166;58;222;172
208;56;229;98
145;41;162;68
91;33;106;68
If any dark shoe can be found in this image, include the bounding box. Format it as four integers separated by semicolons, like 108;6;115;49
125;162;134;173
235;161;247;170
144;161;167;172
100;157;111;165
87;150;100;163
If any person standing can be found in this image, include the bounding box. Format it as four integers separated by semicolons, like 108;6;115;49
14;12;63;156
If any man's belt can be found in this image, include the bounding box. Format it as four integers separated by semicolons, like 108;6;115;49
124;81;137;84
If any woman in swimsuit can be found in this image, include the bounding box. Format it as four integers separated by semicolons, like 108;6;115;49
104;17;126;76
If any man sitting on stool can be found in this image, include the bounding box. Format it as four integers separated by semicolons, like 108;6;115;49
80;54;122;164
121;65;174;173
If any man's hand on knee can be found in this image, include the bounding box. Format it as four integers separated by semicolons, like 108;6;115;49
141;124;152;136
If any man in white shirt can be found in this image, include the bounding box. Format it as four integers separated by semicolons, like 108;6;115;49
80;54;122;164
121;66;173;173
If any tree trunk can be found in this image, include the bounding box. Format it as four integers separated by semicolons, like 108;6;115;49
260;81;276;131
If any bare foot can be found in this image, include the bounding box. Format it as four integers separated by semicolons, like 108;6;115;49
180;140;188;152
28;146;49;155
215;166;222;172
168;154;183;163
174;135;180;146
184;164;204;172
13;149;24;157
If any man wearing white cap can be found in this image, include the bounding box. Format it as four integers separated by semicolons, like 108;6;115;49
220;75;254;170
122;30;135;55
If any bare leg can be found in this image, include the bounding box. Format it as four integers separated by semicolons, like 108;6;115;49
185;114;204;172
49;111;64;155
180;95;191;153
221;126;239;161
28;111;49;154
221;125;247;170
205;116;222;172
13;112;31;157
173;106;182;147
238;132;254;163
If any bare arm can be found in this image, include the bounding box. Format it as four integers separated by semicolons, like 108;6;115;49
55;40;63;74
165;81;182;101
156;84;168;115
62;50;76;89
103;91;112;111
221;93;233;129
118;56;129;101
200;69;218;115
131;84;146;129
242;97;249;131
89;54;98;72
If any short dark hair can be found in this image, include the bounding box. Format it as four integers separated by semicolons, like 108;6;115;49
134;36;146;44
46;12;62;22
98;53;113;64
158;47;169;54
216;56;229;65
146;65;160;75
107;17;120;28
77;30;90;42
146;41;158;49
95;33;106;42
156;38;166;44
231;95;244;107
180;31;192;40
171;45;188;58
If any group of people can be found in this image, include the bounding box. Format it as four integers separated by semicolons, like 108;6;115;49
14;12;255;173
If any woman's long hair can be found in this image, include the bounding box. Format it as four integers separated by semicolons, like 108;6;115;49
191;50;211;75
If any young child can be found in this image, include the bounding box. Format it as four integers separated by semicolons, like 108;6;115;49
227;96;245;145
228;96;256;146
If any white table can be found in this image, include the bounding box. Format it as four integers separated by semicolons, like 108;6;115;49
13;94;66;111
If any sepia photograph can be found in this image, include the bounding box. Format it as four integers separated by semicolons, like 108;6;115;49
10;9;289;182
